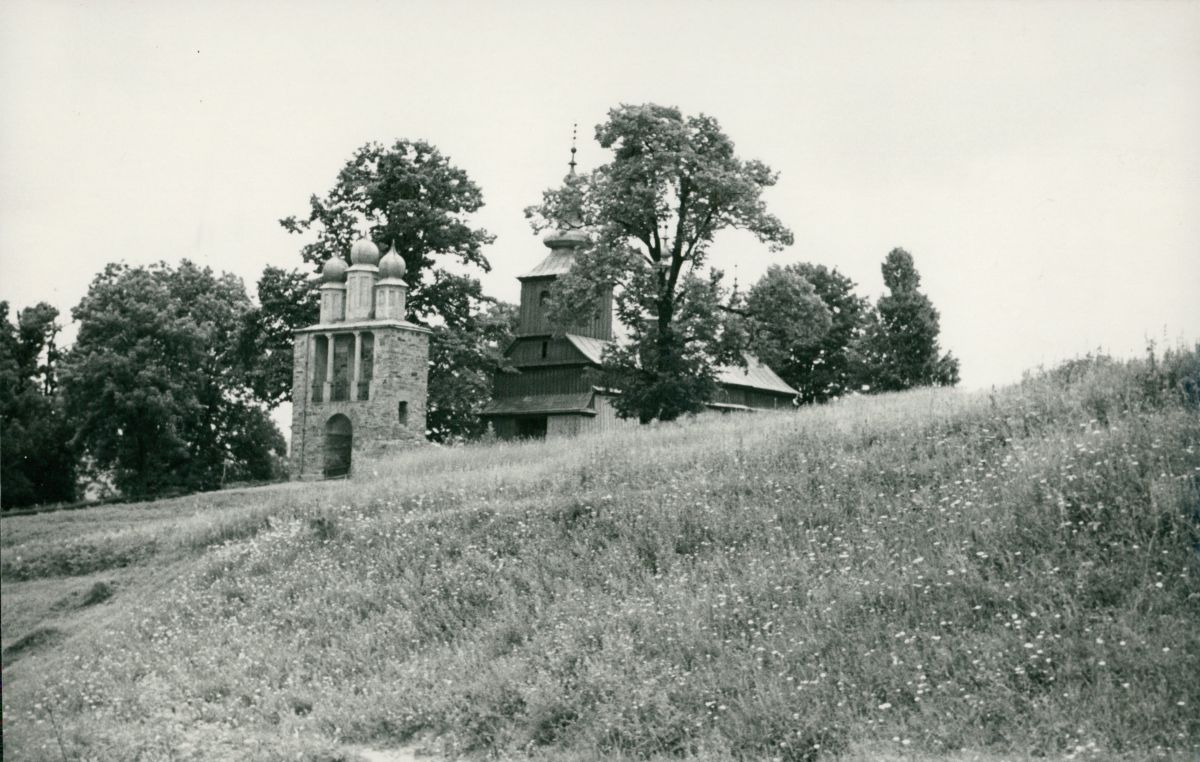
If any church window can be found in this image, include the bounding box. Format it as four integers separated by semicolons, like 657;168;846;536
398;401;408;425
541;341;548;359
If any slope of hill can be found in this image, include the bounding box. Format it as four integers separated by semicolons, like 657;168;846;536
2;349;1198;761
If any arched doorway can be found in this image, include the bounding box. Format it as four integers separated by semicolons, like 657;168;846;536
324;414;352;478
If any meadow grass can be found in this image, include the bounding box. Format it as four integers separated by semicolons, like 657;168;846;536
1;347;1197;761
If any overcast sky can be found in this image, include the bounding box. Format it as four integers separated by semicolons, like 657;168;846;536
2;0;1198;394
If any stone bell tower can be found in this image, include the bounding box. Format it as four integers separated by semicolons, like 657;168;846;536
289;237;430;479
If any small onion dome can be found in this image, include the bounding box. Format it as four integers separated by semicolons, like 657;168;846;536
543;227;589;250
350;236;381;265
320;256;348;283
378;246;407;279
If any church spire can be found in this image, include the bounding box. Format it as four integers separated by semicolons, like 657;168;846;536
538;123;588;251
568;123;578;177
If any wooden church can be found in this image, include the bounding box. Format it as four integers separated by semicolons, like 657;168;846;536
480;199;798;440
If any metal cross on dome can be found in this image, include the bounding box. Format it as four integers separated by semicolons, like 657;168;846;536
568;123;578;176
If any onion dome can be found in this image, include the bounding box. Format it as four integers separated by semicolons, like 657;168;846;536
320;256;348;283
543;227;589;250
349;236;380;266
378;243;407;279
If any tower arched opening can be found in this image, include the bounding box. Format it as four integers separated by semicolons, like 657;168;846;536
323;414;353;478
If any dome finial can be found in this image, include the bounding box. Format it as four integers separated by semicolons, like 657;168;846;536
378;239;407;279
350;235;380;266
321;255;348;283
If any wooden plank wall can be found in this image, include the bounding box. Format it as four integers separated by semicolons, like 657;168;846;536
592;393;626;432
518;280;613;339
548;415;584;438
494;366;599;396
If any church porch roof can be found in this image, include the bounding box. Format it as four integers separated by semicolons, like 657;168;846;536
481;391;596;417
715;355;798;396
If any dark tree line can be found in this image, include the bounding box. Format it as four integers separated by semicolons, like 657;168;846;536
62;262;287;499
2;118;956;508
1;263;288;509
1;302;75;507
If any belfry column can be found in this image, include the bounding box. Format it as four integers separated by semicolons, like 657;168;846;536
323;333;334;400
352;331;363;400
310;334;320;401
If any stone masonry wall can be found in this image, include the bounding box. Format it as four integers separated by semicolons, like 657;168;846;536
290;324;429;480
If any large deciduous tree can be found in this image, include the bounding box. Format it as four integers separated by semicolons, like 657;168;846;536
526;103;793;422
603;269;731;423
427;299;518;442
276;139;514;441
1;302;76;508
741;265;833;396
859;248;960;391
744;263;873;403
279;139;495;323
61;262;285;498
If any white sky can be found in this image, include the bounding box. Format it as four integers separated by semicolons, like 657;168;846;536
2;0;1198;394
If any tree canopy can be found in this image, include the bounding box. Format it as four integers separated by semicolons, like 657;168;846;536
527;103;794;421
742;265;833;392
860;248;960;391
427;299;518;441
238;266;319;409
743;263;874;403
280;139;495;323
61;262;284;498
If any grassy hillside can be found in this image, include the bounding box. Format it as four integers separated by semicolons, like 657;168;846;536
2;348;1198;761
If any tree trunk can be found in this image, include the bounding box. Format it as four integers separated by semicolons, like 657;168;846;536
654;280;676;421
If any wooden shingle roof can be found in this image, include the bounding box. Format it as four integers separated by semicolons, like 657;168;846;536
518;250;577;279
555;334;797;397
715;355;798;396
564;334;608;365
